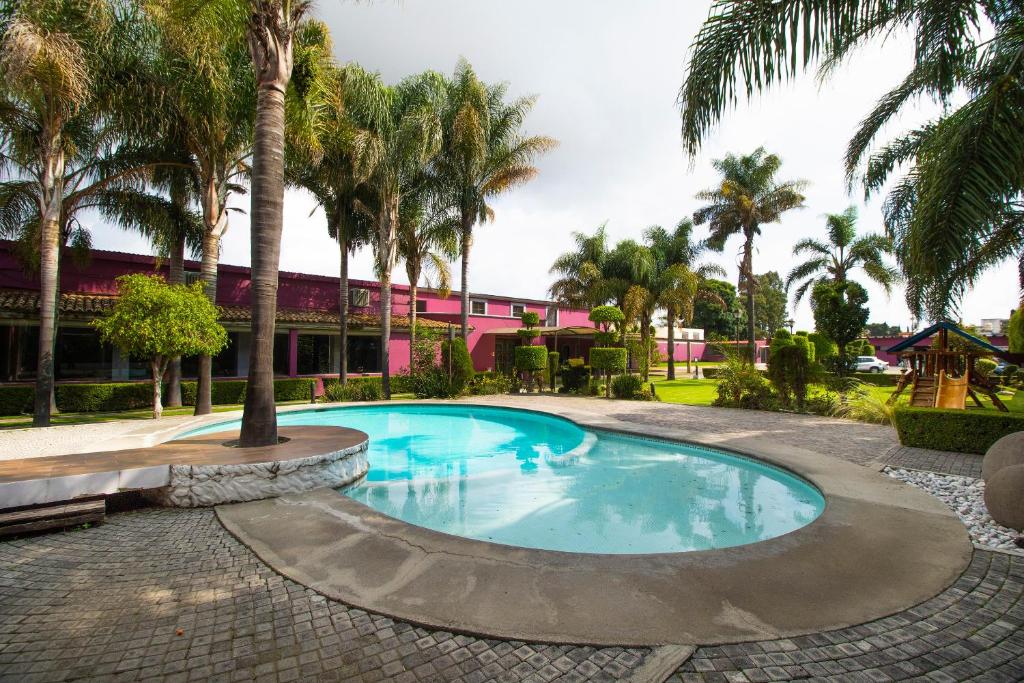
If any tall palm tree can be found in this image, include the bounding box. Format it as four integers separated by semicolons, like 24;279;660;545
605;239;656;374
142;0;255;415
285;62;375;387
240;5;333;447
786;206;899;305
678;1;1023;320
436;59;556;340
345;67;444;399
0;0;180;425
646;220;725;379
694;148;806;363
548;223;611;313
398;194;457;369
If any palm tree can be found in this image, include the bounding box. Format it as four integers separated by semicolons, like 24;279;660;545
678;1;1023;320
437;59;556;340
646;220;725;379
285;62;374;387
694;148;806;363
239;5;334;447
141;0;256;415
548;223;611;313
786;206;899;305
398;194;458;369
0;1;187;425
345;67;444;399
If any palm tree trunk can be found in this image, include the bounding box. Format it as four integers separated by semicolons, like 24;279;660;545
166;234;185;407
378;197;398;399
742;236;757;364
195;227;219;415
666;312;676;380
338;227;348;385
239;70;289;447
459;211;472;340
33;133;64;428
409;279;417;371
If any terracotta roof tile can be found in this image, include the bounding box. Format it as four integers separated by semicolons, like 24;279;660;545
0;289;447;331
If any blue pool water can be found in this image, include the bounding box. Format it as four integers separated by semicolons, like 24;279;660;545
187;404;824;554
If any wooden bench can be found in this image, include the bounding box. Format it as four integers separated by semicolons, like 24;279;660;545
0;497;105;538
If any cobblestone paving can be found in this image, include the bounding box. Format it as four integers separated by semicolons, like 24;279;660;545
671;549;1024;683
883;446;984;478
0;508;650;683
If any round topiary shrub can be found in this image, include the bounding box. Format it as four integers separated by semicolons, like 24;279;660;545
611;373;651;400
590;347;627;398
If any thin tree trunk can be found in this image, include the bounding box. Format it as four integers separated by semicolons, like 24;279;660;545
33;133;64;428
409;278;417;371
666;312;676;381
240;74;288;447
166;234;185;407
151;358;164;420
459;211;472;340
338;227;348;385
378;197;398;400
195;228;219;415
742;235;757;364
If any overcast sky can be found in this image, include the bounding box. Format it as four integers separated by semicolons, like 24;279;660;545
91;0;1017;330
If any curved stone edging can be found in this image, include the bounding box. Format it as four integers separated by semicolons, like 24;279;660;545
215;400;973;647
157;440;368;508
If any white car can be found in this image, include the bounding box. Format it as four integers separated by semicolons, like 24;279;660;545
855;355;889;373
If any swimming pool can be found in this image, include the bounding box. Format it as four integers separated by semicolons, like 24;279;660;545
187;404;824;554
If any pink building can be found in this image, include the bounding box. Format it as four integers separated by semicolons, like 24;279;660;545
0;243;593;384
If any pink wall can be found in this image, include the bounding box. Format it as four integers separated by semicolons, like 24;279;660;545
657;340;708;362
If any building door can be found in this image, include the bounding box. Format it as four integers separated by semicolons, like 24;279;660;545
495;338;516;375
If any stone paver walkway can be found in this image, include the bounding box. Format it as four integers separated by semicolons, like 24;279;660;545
671;549;1024;682
882;446;984;479
0;508;650;683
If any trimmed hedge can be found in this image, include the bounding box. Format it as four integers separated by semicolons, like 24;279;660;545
514;345;548;371
0;386;33;416
57;383;154;412
893;406;1024;454
180;377;316;405
589;347;627;372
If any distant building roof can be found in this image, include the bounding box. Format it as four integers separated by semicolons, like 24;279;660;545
886;321;1004;355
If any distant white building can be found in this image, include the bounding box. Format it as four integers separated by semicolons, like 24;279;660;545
979;318;1010;335
654;327;704;342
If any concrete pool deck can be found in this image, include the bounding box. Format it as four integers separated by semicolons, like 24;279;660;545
214;398;973;647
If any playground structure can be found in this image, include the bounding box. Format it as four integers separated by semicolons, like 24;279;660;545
887;322;1009;412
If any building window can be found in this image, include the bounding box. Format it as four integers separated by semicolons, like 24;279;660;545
273;333;290;375
347;336;380;373
55;327;112;380
415;299;427;313
545;306;558;327
297;334;331;375
470;299;487;315
180;332;239;378
350;288;370;308
511;303;525;318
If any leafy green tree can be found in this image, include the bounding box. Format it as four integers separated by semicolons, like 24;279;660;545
94;274;226;419
745;271;788;340
786;207;898;304
548;223;611;310
694;148;806;362
678;1;1024;320
692;279;740;339
588;305;624;346
811;280;870;376
437;59;556;340
1009;310;1024;354
866;322;903;337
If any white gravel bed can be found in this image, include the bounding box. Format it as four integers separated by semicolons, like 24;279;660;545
884;467;1022;552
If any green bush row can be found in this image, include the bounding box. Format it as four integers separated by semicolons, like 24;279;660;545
892;406;1024;454
0;378;318;415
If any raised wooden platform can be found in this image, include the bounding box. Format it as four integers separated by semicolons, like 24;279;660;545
0;426;369;509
